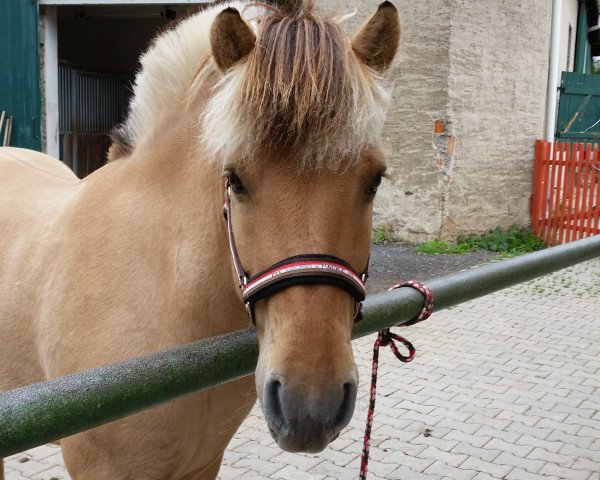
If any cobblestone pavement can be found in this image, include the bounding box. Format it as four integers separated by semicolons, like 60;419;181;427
5;258;600;480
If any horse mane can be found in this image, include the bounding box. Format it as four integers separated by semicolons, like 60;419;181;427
112;0;390;170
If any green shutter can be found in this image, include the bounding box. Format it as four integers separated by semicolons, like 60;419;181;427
556;72;600;143
0;0;42;150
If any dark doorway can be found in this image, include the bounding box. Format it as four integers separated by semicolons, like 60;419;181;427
56;4;192;177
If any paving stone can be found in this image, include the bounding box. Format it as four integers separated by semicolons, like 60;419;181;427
31;466;71;480
471;473;497;480
515;434;563;453
459;456;513;478
217;464;250;479
475;426;521;444
547;430;595;449
377;450;433;472
417;446;468;468
538;463;592;480
9;458;54;477
424;461;478;480
307;460;357;479
505;467;562;480
526;447;576;467
560;444;600;463
436;417;480;435
269;452;323;471
270;464;326;480
571;457;600;472
232;457;287;476
485;438;533;458
410;435;458;453
507;422;553;440
450;442;501;463
385;465;443;480
536;418;583;435
6;473;32;480
495;451;545;474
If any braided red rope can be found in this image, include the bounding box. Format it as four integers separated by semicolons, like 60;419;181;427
359;281;433;480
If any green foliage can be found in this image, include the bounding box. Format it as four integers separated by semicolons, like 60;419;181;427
372;226;396;245
593;57;600;75
416;226;546;258
415;239;452;254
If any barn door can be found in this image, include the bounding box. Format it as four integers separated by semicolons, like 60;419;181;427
0;1;42;150
556;72;600;145
59;64;127;177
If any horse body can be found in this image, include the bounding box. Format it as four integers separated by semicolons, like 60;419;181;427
1;1;400;478
0;141;255;479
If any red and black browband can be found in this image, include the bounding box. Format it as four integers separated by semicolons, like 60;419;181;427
223;181;368;324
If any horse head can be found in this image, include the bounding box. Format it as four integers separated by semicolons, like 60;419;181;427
206;1;401;453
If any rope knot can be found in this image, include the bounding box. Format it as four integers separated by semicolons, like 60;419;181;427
378;329;393;347
377;329;415;362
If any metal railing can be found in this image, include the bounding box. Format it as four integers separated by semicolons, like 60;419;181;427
1;235;600;457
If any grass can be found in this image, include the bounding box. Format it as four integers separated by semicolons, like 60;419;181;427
416;226;546;258
372;226;396;245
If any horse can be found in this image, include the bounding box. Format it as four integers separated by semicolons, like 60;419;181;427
0;1;400;478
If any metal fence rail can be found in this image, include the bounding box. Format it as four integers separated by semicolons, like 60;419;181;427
1;235;600;457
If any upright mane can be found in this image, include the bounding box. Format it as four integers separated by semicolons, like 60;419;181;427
113;1;391;169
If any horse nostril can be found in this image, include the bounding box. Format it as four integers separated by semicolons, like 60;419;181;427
264;378;285;431
334;381;357;430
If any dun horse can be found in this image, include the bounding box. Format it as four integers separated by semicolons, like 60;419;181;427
0;1;400;478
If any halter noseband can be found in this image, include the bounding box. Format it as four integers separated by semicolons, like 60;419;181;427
223;181;368;324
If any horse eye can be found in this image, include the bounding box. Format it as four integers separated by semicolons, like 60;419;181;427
227;172;247;195
367;174;383;196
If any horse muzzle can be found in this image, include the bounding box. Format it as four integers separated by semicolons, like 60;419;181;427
260;374;358;453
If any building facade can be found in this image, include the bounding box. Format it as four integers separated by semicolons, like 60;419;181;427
1;0;599;240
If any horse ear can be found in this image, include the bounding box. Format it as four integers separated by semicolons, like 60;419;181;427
352;1;400;73
210;7;256;71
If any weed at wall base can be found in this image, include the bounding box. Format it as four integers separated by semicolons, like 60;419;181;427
416;226;546;258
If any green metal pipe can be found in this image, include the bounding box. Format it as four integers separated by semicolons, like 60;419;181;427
1;235;600;457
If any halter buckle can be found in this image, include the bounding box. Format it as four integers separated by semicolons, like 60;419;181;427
245;302;255;325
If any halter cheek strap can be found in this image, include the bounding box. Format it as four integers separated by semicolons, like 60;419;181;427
223;182;368;324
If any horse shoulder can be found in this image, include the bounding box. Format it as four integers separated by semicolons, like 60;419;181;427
0;147;80;392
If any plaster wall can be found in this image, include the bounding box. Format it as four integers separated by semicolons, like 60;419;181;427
328;1;555;242
327;0;453;240
442;1;553;239
375;0;453;240
335;0;557;242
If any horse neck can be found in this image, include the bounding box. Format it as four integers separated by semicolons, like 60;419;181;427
90;119;248;335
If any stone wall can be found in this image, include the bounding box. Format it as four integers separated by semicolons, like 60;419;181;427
333;1;578;242
442;1;553;239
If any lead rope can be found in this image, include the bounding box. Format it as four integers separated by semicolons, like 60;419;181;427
359;280;434;480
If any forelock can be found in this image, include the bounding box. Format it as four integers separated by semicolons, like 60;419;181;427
201;6;390;170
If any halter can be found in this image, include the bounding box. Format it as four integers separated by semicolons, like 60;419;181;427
223;181;368;324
